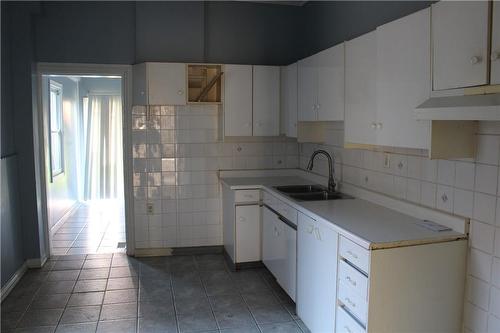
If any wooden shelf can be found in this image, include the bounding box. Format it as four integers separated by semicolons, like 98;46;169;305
187;64;223;103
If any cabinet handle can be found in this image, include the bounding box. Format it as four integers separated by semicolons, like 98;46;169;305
307;225;314;234
370;122;377;129
376;122;383;129
314;227;322;241
470;56;482;64
441;193;448;203
492;52;500;61
345;276;357;286
238;216;246;222
177;89;184;95
346;250;358;259
344;326;353;333
345;297;356;308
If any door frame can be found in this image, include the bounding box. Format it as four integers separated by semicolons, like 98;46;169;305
35;62;135;257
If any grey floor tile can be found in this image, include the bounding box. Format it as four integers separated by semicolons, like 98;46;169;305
174;295;211;315
295;320;310;333
53;234;79;242
242;293;279;308
68;292;104;307
38;281;76;295
14;326;57;333
172;280;205;298
17;309;64;328
31;293;71;309
104;289;138;304
86;254;113;260
209;295;246;312
53;261;84;271
138;287;172;303
1;311;24;330
54;255;87;261
137;315;177;333
60;306;101;324
219;327;260;333
250;304;292;324
109;267;138;278
138;301;174;318
55;322;97;333
259;321;301;333
177;310;218;333
78;268;109;280
74;279;107;293
1;295;34;312
111;257;139;268
282;302;298;320
83;259;112;269
139;265;170;279
212;307;255;330
47;270;80;282
100;302;137;321
97;319;137;333
106;277;138;291
203;280;238;296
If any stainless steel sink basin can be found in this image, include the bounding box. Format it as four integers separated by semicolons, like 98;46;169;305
289;191;354;201
275;184;326;194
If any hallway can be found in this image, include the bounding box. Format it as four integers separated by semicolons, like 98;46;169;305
51;201;126;256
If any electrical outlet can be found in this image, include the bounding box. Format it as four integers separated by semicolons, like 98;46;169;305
147;203;154;215
384;153;391;169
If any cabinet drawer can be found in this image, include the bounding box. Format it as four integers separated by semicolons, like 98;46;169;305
336;306;366;333
263;191;278;209
338;260;368;299
235;190;261;203
339;236;370;273
338;282;368;324
277;201;297;225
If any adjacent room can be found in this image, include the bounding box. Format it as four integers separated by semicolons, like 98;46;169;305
1;1;499;333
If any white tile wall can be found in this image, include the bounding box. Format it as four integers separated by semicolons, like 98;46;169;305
132;104;298;249
298;121;500;331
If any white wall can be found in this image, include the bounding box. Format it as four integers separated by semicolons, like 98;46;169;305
43;76;79;231
298;121;500;333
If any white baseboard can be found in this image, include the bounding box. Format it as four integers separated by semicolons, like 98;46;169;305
50;201;81;237
1;262;27;302
26;255;48;269
134;248;173;257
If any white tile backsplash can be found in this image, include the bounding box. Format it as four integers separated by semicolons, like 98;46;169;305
475;164;498;195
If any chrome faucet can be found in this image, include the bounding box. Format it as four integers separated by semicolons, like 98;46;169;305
307;150;337;193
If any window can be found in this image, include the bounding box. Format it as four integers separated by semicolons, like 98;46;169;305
49;81;64;178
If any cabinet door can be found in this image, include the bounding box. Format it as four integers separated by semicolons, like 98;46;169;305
432;1;490;90
376;8;430;149
147;63;186;105
284;224;296;301
235;205;261;263
253;66;280;136
262;206;278;276
132;63;147;105
316;43;345;121
345;31;377;146
298;56;318;121
492;1;500;84
297;213;338;333
281;63;298;138
224;65;253;137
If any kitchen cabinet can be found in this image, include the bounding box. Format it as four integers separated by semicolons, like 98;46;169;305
298;43;345;122
375;8;430;150
222;186;261;268
280;63;298;138
133;62;186;105
492;1;500;85
432;1;490;90
344;31;377;146
224;65;253;137
297;212;338;333
253;66;280;136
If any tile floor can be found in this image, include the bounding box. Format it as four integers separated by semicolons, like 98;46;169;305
1;253;309;333
51;201;126;256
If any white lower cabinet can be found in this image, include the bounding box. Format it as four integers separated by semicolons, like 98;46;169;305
235;205;261;263
297;212;338;333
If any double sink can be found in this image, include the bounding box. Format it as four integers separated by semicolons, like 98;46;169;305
274;185;354;202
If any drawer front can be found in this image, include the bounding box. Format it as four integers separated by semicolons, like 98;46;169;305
339;236;370;274
338;282;368;324
277;201;297;225
235;189;261;203
338;260;368;299
263;191;279;210
336;306;366;333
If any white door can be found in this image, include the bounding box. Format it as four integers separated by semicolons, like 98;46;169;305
281;63;298;138
432;1;490;90
235;205;261;263
253;66;280;136
492;1;500;84
147;63;186;105
224;65;253;136
344;31;377;146
298;56;318;121
297;213;338;333
316;43;345;121
376;8;430;149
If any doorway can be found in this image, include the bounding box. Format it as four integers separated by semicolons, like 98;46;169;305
41;74;127;256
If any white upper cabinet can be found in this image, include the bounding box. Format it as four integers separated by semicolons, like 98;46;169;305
376;8;431;149
432;1;490;90
280;63;298;137
492;0;500;84
316;43;345;121
253;66;280;136
298;44;345;122
344;31;377;146
132;62;186;105
224;65;253;137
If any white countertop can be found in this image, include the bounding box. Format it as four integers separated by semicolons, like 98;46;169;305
220;175;466;250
